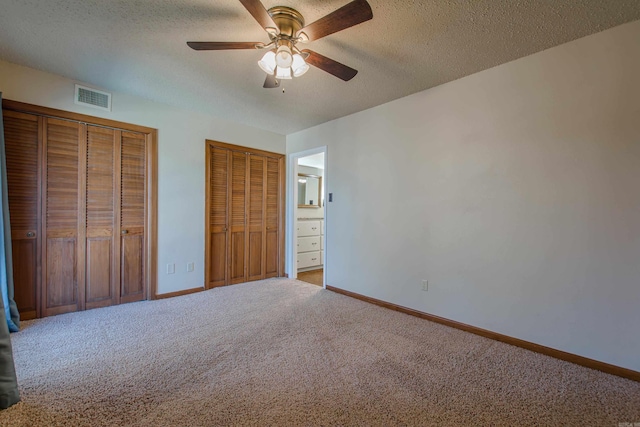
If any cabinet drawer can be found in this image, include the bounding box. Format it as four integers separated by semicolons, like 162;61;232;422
298;251;321;269
297;236;321;253
298;220;320;237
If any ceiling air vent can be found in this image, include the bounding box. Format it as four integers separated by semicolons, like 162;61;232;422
74;84;112;111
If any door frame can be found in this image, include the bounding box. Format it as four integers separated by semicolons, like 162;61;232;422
286;146;327;287
2;99;158;303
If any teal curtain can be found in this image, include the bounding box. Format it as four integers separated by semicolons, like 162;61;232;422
0;297;18;409
0;94;19;333
0;92;20;409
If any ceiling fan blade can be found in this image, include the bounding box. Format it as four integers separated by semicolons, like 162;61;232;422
263;74;279;88
238;0;278;31
187;42;260;50
302;50;358;81
298;0;373;42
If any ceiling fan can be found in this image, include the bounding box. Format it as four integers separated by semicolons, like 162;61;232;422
187;0;373;88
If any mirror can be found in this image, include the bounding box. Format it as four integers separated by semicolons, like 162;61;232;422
298;173;322;208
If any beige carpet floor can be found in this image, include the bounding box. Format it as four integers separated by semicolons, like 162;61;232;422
1;278;638;426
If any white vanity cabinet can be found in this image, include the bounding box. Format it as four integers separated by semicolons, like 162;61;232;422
297;219;324;271
298;236;321;253
298;220;320;237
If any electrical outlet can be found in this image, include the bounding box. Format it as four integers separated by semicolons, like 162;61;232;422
167;263;175;274
422;280;428;291
187;262;195;272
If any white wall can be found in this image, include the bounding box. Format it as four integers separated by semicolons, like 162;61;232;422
296;165;324;220
287;21;640;371
0;60;286;295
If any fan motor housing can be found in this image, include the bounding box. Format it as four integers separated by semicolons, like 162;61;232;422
268;6;305;38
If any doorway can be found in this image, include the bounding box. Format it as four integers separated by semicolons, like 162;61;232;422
287;147;327;288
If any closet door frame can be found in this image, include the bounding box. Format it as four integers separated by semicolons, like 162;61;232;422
2;99;158;301
205;140;285;289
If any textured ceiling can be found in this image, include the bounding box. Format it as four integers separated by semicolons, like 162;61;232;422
1;1;639;135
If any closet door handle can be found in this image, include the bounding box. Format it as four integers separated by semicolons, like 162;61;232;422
121;230;129;235
26;231;35;238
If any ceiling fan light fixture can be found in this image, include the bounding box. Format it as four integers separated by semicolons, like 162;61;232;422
189;0;372;86
276;66;292;80
291;53;309;77
265;27;278;37
258;50;276;74
275;45;293;68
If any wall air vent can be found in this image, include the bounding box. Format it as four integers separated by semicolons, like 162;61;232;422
74;84;112;111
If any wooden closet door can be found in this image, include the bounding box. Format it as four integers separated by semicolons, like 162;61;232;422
264;157;281;279
120;131;146;303
3;110;41;320
247;154;265;282
208;147;229;288
229;151;247;284
42;118;85;317
205;141;285;288
85;126;117;309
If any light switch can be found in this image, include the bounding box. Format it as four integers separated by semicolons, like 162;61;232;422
167;263;175;274
187;262;195;272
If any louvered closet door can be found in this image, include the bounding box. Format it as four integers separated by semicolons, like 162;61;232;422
229;151;247;284
209;147;229;288
3;110;41;320
42;118;84;317
247;154;265;281
206;142;284;287
120;131;146;303
264;157;281;279
85;126;117;309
